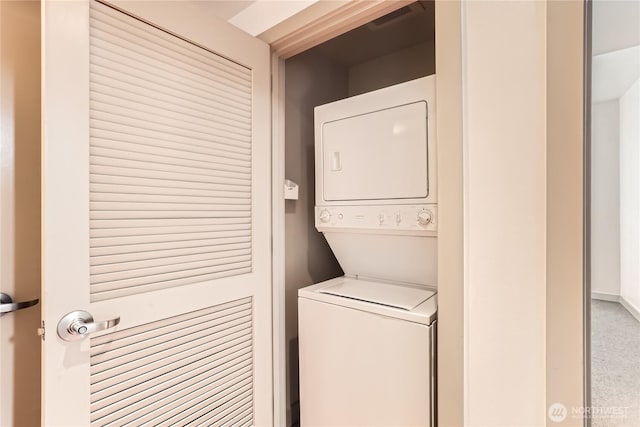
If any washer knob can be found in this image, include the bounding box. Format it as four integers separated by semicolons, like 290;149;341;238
417;210;433;226
319;209;331;223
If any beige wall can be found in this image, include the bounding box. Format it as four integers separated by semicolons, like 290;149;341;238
284;48;345;426
462;1;547;425
457;2;585;425
0;1;41;426
348;40;435;96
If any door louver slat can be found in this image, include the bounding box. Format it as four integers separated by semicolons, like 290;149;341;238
92;345;252;412
90;236;251;257
176;394;252;426
91;136;250;165
91;297;249;346
91;92;251;137
90;46;251;107
90;262;253;299
90;184;250;200
147;380;252;427
91;104;251;144
91;308;251;364
91;242;251;267
89;7;250;83
90;297;254;426
91;165;250;190
90;145;251;173
91;254;252;284
91;247;251;275
91;86;251;132
90;156;250;181
90;70;251;124
90;222;250;238
89;1;252;302
90;77;251;129
91;118;251;156
90;111;250;150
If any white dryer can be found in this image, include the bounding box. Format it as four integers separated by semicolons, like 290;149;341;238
298;76;438;426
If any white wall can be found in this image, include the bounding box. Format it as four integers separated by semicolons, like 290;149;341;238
462;1;547;425
619;78;640;313
591;101;621;299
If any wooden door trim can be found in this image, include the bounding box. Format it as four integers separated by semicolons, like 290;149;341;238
266;0;414;59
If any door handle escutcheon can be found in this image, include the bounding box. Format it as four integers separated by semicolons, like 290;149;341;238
0;293;39;316
57;310;120;342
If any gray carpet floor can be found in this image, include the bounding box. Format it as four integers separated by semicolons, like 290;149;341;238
592;300;640;427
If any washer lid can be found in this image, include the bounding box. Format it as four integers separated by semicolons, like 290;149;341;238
318;279;434;311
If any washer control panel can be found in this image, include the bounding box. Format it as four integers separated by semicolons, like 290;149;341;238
315;205;437;233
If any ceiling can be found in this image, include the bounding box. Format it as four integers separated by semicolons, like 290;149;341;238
192;0;319;37
193;1;256;21
591;0;640;102
592;46;640;103
592;0;640;55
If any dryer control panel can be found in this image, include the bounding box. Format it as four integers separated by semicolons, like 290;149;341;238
315;205;437;235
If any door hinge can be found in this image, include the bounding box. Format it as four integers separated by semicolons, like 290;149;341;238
37;320;45;341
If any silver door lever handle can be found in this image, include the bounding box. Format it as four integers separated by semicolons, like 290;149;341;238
57;310;120;342
0;292;39;316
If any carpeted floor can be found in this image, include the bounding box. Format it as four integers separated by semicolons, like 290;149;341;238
592;300;640;427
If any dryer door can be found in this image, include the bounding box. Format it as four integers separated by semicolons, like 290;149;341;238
321;101;429;202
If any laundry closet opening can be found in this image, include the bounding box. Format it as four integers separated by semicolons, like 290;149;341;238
282;2;436;425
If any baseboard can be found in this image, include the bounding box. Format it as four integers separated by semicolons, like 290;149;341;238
620;296;640;323
591;291;620;302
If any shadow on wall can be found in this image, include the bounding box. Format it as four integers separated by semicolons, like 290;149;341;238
288;337;301;427
284;48;347;426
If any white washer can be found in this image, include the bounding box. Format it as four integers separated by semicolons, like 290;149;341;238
298;277;437;427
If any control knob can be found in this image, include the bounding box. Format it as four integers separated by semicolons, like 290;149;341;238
417;210;433;226
319;209;331;223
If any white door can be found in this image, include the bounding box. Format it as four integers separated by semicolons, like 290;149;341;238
41;1;272;425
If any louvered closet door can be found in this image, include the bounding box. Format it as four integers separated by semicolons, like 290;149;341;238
41;1;272;425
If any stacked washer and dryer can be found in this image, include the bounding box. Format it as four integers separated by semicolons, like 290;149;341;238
298;76;438;426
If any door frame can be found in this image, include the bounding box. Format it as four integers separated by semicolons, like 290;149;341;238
268;2;466;426
583;0;593;423
270;54;287;427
